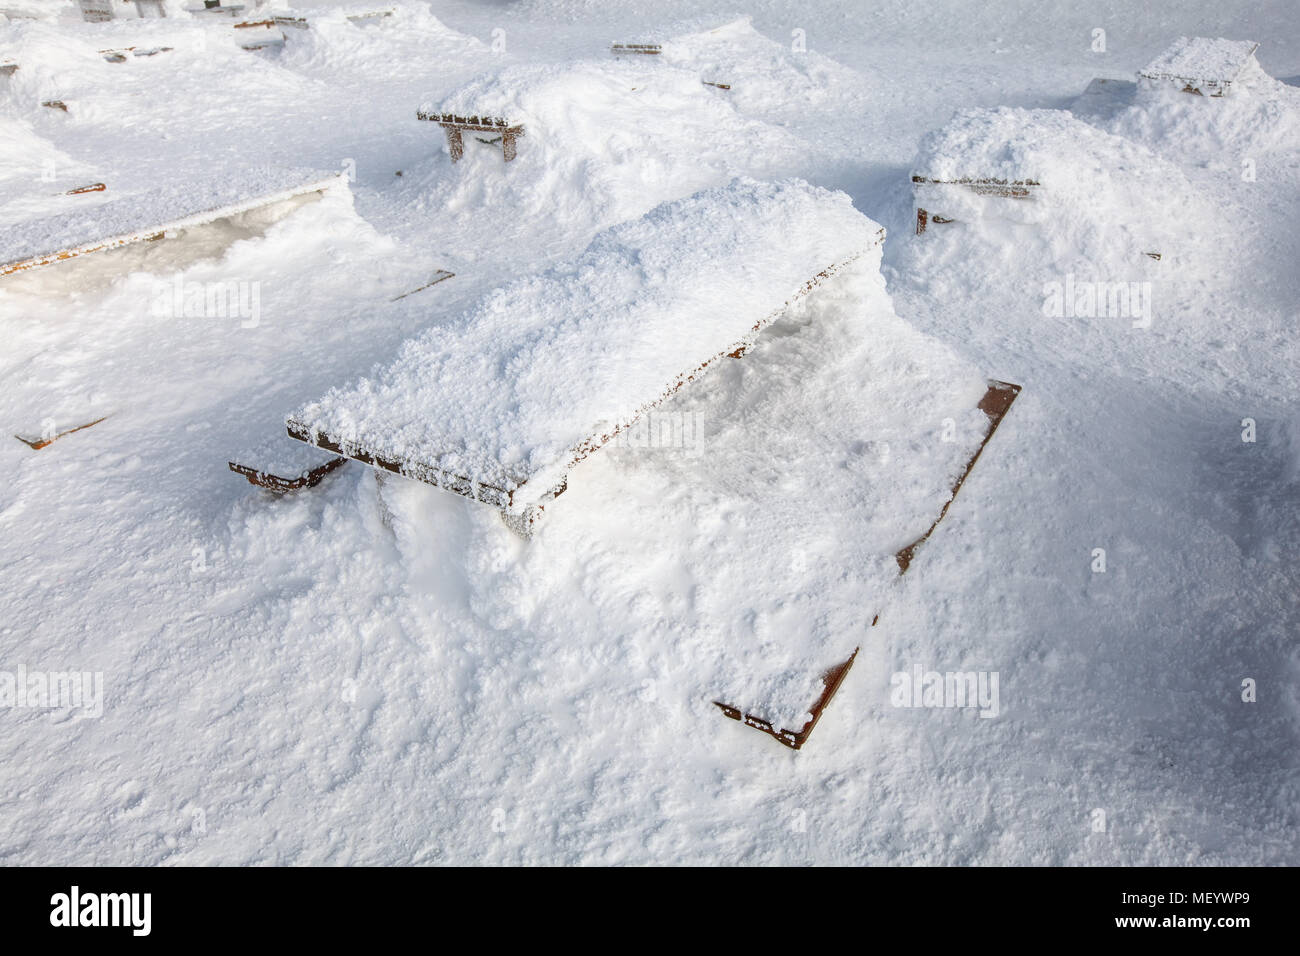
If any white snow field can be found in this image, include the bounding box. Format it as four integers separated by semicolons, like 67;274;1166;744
1;0;1297;865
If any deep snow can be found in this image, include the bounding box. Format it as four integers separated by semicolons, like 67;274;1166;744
0;0;1297;865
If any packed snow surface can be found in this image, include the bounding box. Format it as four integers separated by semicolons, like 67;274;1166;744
1;0;1298;866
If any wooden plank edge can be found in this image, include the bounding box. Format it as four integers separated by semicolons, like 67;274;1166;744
894;380;1021;573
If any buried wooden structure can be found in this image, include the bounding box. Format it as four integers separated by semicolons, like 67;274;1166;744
912;175;1039;235
611;43;661;55
391;269;454;302
286;181;888;536
0;169;343;278
14;415;110;450
715;380;1021;750
1137;37;1260;98
287;245;881;537
912;173;1164;260
101;46;174;63
228;453;349;492
417;111;524;163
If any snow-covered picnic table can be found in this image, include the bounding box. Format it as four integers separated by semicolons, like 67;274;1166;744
0;166;344;276
287;177;885;532
1138;36;1260;96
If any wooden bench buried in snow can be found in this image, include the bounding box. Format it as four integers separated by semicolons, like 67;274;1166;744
716;379;1021;749
286;179;885;536
0;167;344;277
275;8;393;27
1138;37;1260;97
912;175;1039;234
229;437;348;493
416;110;524;163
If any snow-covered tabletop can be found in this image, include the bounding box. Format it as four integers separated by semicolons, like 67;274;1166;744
1138;36;1260;94
288;177;885;516
0;166;344;274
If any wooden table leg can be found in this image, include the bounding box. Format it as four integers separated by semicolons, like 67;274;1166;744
443;125;464;162
501;130;518;162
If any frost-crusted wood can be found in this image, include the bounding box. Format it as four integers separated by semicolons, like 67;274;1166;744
416;110;524;163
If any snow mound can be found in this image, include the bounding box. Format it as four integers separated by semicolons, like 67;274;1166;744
0;113;99;221
412;55;804;234
0;1;74;20
1106;57;1300;161
289;177;883;509
0;18;249;115
1138;37;1259;91
274;3;485;78
657;16;868;119
912;107;1212;267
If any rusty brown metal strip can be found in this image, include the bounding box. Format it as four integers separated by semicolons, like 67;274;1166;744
66;183;106;196
14;416;109;450
228;455;349;493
